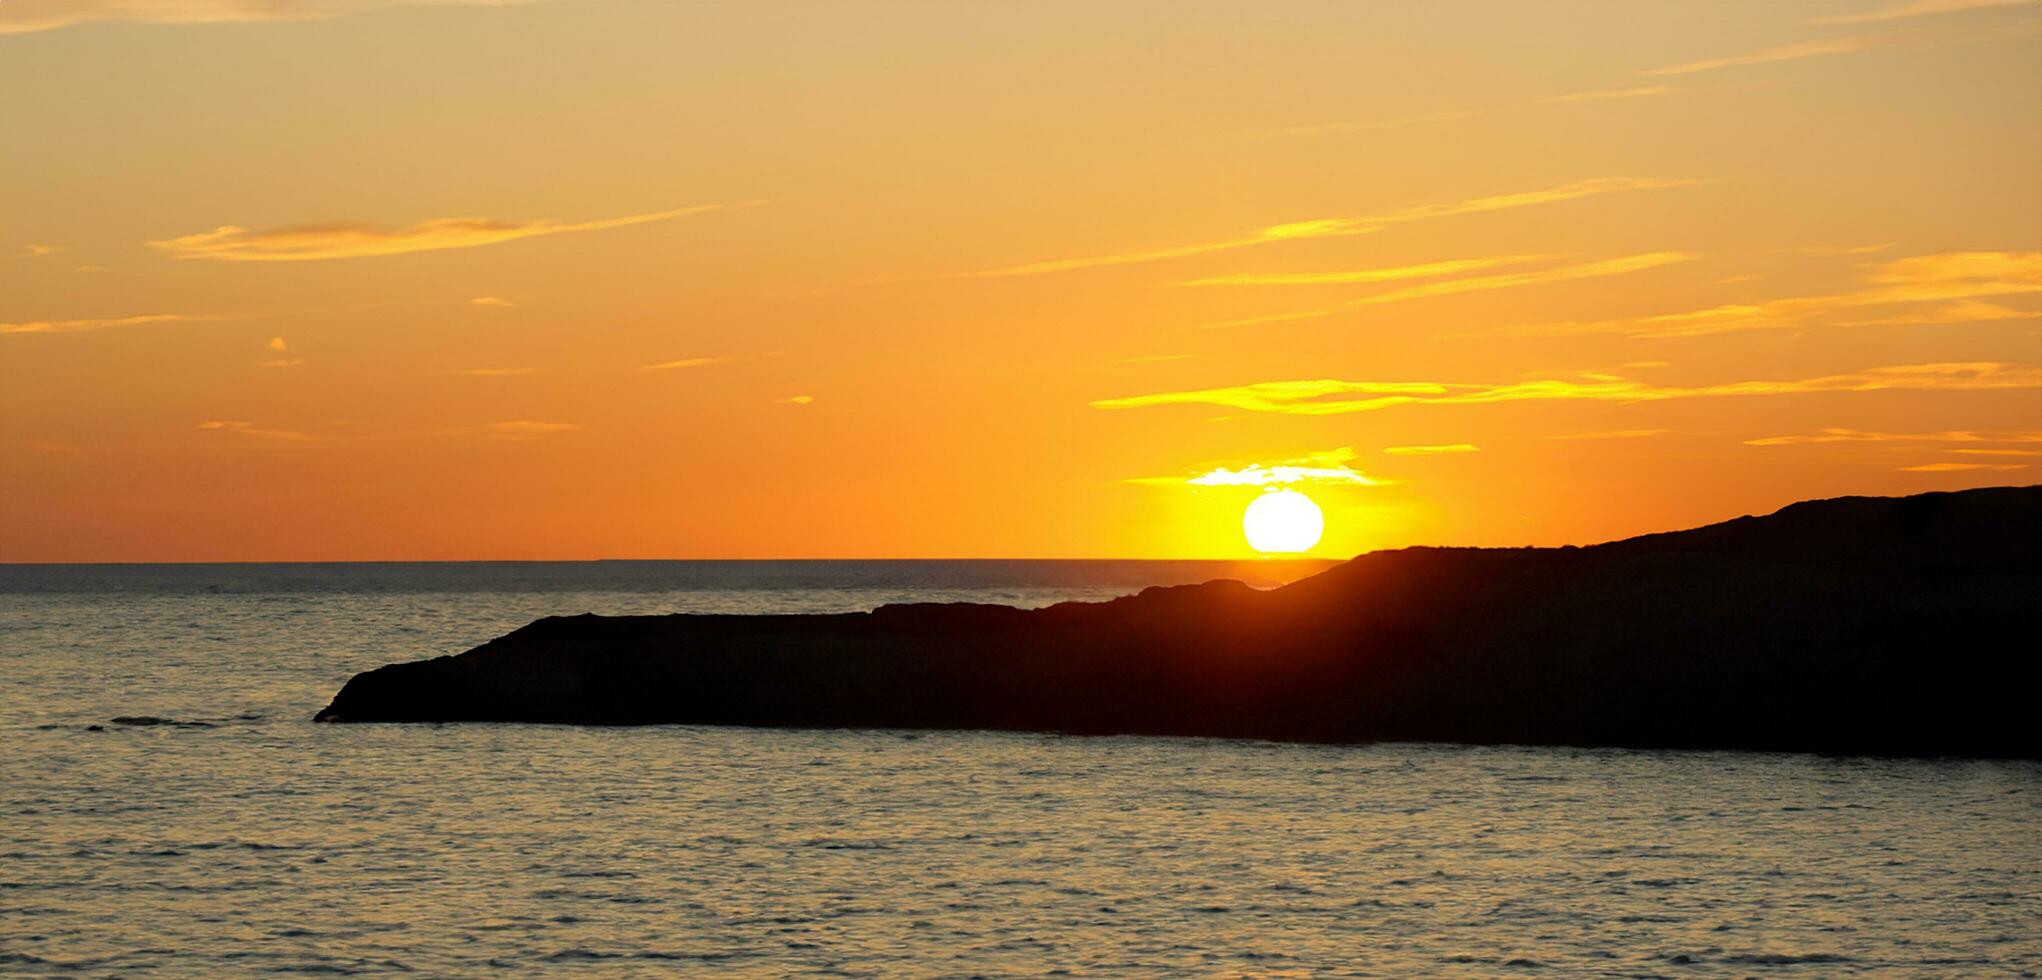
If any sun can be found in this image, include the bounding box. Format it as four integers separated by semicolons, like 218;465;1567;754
1243;489;1324;554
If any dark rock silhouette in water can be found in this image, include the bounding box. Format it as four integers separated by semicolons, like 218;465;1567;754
316;486;2042;757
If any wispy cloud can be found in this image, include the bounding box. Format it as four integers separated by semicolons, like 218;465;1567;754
463;420;583;440
17;244;62;257
1353;252;1695;306
1646;37;1872;76
150;201;761;262
1786;243;1895;256
469;296;516;308
451;367;535;377
778;395;815;405
949;177;1700;279
1545;429;1670;441
1;313;215;335
1277;109;1494;137
1196;252;1694;331
1900;461;2029;472
1131;447;1382;487
1177;254;1543;287
1502;251;2042;338
1837;299;2033;327
1094;362;2042;416
1544;86;1674;103
1745;427;2042;445
196;417;588;446
0;0;549;35
1809;0;2035;25
1199;308;1344;331
950;218;1370;280
638;357;725;371
1286;87;1674;139
1383;443;1481;456
197;420;317;442
1369;177;1705;225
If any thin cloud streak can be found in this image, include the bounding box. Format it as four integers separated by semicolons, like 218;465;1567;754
150;201;762;262
1645;37;1871;76
0;0;550;35
1787;243;1895;256
1198;251;1695;331
462;420;583;440
1277;109;1494;137
1810;0;2035;25
1199;308;1341;331
1367;177;1704;225
1545;429;1670;441
949;218;1370;279
197;420;317;442
1545;86;1674;103
1352;252;1694;306
1286;87;1673;140
1;313;215;335
949;177;1701;279
1500;251;2042;338
1178;254;1543;287
1745;427;2042;445
1093;363;2042;416
1383;444;1481;455
1900;461;2028;471
638;357;726;371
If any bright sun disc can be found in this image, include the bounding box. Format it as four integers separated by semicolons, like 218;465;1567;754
1243;489;1324;554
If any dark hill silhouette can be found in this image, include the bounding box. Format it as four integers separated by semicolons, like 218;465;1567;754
316;486;2042;757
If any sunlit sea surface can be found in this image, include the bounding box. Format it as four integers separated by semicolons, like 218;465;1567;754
2;561;2037;977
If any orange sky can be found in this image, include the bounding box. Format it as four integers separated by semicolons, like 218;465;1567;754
3;0;2039;561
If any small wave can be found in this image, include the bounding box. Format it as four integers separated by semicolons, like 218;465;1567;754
1722;953;1856;965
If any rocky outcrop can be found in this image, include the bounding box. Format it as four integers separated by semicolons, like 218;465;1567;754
316;486;2042;757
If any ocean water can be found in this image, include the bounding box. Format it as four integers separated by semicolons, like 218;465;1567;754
1;562;2037;977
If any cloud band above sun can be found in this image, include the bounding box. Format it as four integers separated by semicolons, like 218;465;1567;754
1745;427;2042;446
1130;448;1382;488
1093;362;2042;416
148;201;762;262
1500;251;2042;338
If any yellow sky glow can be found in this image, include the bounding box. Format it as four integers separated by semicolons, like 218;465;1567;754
2;0;2037;560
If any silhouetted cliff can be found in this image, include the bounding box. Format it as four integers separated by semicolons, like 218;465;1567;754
316;486;2042;757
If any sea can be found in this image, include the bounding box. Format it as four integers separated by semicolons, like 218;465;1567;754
1;561;2037;977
